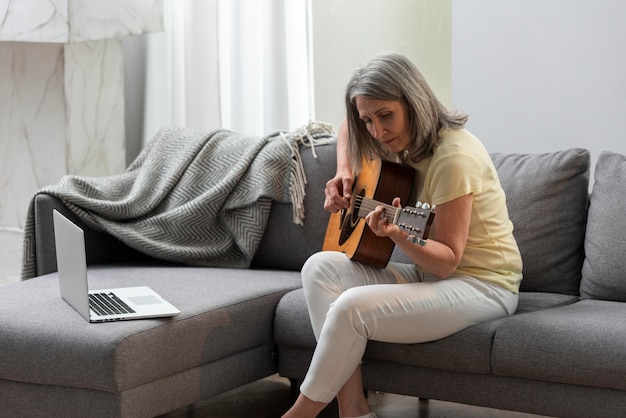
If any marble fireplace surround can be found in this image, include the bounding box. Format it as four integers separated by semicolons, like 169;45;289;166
0;0;164;285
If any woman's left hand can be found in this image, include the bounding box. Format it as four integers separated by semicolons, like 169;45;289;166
393;193;473;279
365;197;402;238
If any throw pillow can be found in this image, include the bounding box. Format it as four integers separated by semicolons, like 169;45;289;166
491;149;590;295
580;151;626;301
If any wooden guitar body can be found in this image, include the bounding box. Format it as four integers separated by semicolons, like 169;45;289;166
323;158;416;268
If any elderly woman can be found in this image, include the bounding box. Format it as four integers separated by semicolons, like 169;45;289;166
282;52;522;418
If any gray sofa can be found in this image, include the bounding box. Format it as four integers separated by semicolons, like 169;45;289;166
2;140;626;418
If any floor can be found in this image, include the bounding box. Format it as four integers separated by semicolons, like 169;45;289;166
159;374;551;418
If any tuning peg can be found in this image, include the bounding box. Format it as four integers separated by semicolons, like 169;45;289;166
416;201;435;211
406;234;427;246
404;206;429;218
399;223;421;233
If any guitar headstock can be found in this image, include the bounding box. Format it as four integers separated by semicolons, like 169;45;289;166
396;201;435;246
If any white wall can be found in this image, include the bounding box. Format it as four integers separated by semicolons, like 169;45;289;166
451;0;626;176
311;0;451;131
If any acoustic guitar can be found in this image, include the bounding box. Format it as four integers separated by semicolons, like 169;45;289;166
322;158;435;268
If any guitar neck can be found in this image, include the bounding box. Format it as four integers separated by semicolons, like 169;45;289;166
354;196;435;247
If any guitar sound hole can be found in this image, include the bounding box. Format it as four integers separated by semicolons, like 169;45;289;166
338;189;366;245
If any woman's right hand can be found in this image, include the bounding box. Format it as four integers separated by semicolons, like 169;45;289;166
324;118;354;213
324;169;353;213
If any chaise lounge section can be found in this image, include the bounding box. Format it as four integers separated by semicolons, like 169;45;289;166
0;138;336;418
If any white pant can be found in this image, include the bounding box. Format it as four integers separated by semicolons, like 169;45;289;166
299;251;518;403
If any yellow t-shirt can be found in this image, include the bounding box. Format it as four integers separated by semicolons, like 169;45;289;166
406;128;523;293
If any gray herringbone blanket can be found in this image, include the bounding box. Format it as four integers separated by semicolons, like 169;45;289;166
21;123;334;279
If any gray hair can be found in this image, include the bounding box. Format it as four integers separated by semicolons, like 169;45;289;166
345;52;468;170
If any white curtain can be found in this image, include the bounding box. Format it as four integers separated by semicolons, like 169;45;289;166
143;0;313;140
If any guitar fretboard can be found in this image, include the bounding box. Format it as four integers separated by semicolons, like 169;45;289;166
354;196;400;224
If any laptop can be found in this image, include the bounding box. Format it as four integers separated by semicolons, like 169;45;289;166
53;209;181;322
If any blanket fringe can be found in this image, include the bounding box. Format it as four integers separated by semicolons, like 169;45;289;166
278;121;335;225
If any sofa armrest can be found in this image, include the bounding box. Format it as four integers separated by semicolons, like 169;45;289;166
33;194;151;275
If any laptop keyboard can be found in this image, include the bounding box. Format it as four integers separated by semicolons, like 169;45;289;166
89;292;136;316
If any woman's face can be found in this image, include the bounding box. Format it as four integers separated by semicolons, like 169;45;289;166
355;96;411;153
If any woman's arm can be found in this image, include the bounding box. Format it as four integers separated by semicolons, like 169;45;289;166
324;119;354;212
366;193;473;279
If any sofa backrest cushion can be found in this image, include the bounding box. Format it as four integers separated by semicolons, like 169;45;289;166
580;151;626;301
491;149;590;295
251;140;337;271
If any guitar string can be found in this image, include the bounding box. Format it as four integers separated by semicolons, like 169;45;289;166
353;196;398;223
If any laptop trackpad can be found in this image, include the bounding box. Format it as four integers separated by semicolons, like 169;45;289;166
128;295;163;305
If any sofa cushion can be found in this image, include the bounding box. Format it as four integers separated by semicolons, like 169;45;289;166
252;140;336;271
364;320;503;375
0;265;301;393
580;151;626;301
492;300;626;391
490;149;590;295
274;289;499;374
515;291;579;314
275;288;576;377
